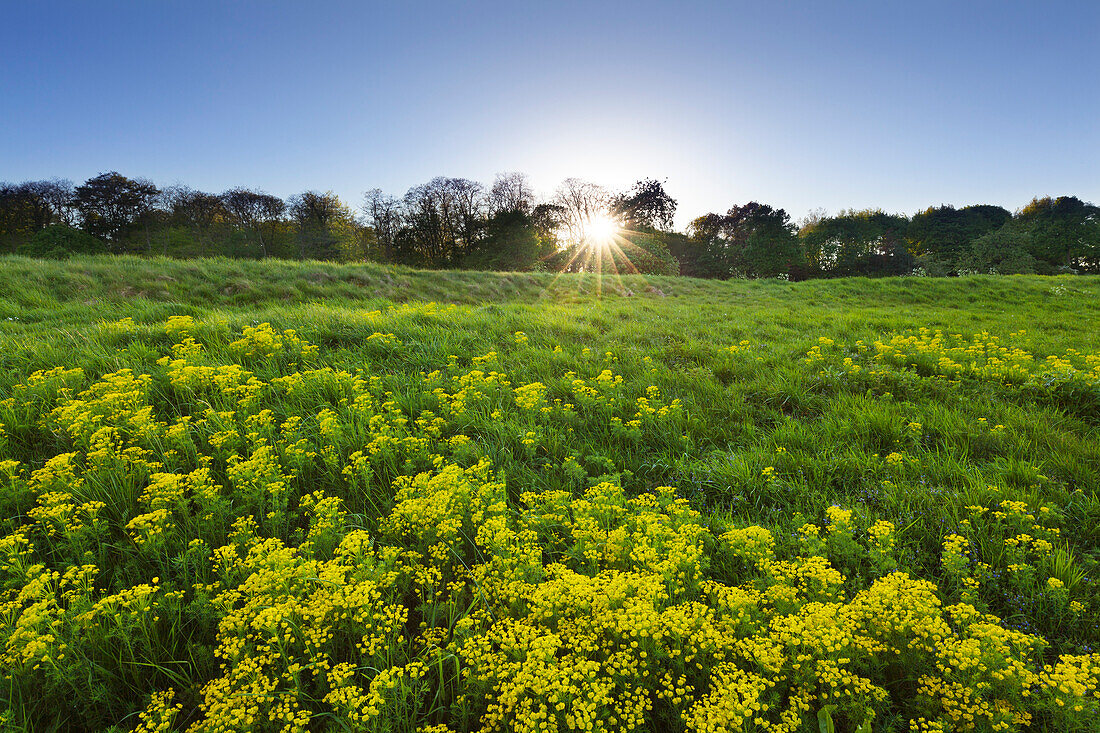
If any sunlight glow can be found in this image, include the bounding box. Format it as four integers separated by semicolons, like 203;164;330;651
582;214;619;248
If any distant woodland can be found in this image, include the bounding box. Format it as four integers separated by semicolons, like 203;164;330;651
2;172;1097;277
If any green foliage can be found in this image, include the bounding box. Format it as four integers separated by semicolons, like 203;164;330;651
461;211;548;271
5;171;1098;278
959;225;1038;274
687;203;804;279
741;224;801;278
613;230;681;276
907;204;1011;265
73;171;159;247
17;225;105;259
288;191;364;261
911;253;953;277
1015;196;1100;273
609;178;677;230
800;209;911;278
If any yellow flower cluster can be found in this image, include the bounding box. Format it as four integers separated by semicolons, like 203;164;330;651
228;322;319;361
1;318;1097;732
513;381;548;410
943;497;1082;616
135;688;183;733
808;327;1100;391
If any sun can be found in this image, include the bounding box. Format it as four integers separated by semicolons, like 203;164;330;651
583;214;619;247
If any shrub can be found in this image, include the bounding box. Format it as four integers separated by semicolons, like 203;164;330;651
17;225;106;259
959;227;1038;275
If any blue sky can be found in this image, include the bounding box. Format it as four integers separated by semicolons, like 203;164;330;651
2;1;1097;227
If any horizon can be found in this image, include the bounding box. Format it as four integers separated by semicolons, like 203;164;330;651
3;1;1098;229
0;165;1086;229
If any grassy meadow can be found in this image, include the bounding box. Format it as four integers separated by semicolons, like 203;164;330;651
1;255;1099;732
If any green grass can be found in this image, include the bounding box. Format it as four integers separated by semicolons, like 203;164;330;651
1;255;1099;731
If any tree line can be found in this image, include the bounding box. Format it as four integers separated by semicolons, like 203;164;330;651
2;171;1097;277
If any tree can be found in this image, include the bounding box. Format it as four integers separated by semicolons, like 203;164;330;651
958;226;1037;274
18;180;76;230
73;172;159;250
398;180;453;266
907;204;1011;266
609;231;680;275
362;189;401;261
552;178;610;245
13;181;56;233
687;203;803;279
798;207;828;232
398;182;446;266
288;191;361;261
396;177;486;266
728;203;802;278
488;172;534;216
0;184;36;251
609;178;677;231
659;230;704;277
448;177;486;253
222;187;287;258
162;186;226;257
37;179;78;227
462;210;545;271
799;209;911;277
1015;196;1100;272
685;213;735;278
0;180;79;251
530;202;566;260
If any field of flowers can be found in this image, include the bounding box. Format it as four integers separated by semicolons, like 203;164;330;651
1;259;1099;732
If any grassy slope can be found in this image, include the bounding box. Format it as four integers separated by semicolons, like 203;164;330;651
2;255;1100;730
3;256;1099;580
